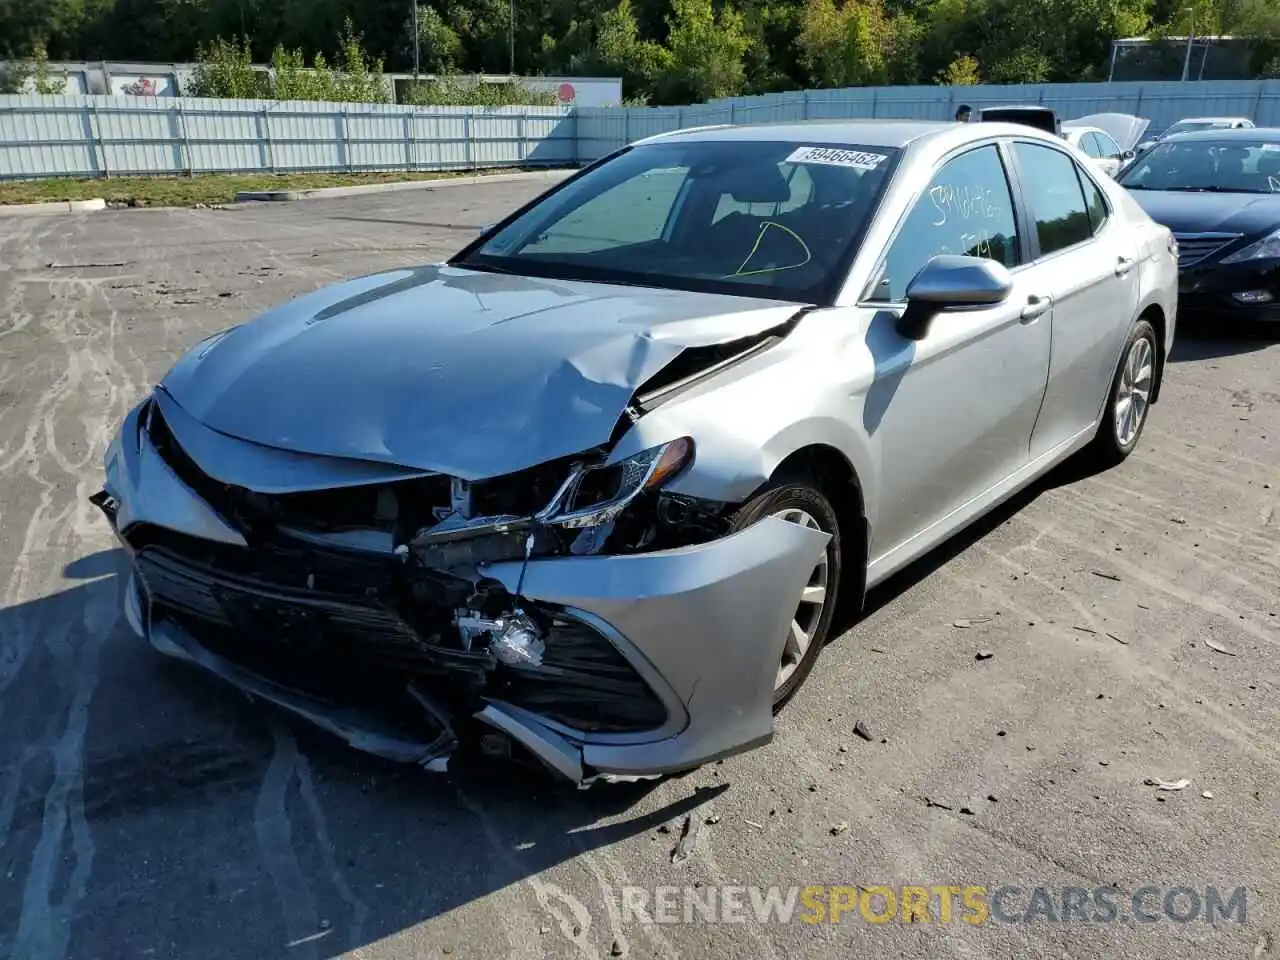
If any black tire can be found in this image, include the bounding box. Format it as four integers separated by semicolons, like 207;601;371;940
1085;318;1159;467
727;471;843;712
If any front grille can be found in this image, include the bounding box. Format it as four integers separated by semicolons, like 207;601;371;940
137;547;438;669
136;540;669;734
1173;232;1241;269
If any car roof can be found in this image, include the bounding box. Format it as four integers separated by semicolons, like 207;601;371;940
1160;126;1280;143
1170;116;1251;125
634;118;1060;151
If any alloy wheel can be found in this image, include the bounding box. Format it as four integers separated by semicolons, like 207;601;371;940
1114;335;1154;447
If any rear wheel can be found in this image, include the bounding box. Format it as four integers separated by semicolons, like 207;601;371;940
1086;318;1158;467
728;473;843;711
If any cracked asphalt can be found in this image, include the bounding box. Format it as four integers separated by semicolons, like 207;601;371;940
0;180;1277;960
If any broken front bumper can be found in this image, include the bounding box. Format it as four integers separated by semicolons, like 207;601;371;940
96;398;829;786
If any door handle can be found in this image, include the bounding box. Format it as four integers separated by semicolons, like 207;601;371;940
1021;294;1052;322
1115;255;1136;277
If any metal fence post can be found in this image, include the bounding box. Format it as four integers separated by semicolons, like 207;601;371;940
342;107;352;172
262;107;275;173
404;111;414;171
571;106;580;166
518;110;527;165
802;91;810;120
623;109;630;146
464;112;474;171
90;102;109;178
176;103;192;175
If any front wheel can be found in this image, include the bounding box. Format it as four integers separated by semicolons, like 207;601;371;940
727;473;843;712
1085;318;1158;467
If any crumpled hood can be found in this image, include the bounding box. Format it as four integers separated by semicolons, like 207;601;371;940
160;265;800;480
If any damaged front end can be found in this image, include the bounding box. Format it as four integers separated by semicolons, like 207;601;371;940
93;376;826;786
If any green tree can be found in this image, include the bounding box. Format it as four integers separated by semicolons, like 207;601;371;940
798;0;894;87
581;0;674;97
663;0;750;101
409;5;463;73
936;53;981;84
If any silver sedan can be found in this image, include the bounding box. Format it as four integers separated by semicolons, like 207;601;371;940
93;119;1178;786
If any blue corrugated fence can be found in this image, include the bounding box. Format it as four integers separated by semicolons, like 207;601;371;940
4;79;1280;180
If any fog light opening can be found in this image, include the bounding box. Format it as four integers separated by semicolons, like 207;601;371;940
454;609;547;667
1231;290;1274;304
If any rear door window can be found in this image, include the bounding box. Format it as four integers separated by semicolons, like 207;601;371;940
1010;142;1095;257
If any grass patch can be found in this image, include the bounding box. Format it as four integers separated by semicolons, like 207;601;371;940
0;169;531;207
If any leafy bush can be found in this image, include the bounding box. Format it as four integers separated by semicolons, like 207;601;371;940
402;75;558;107
0;40;66;94
187;37;270;98
191;23;387;102
936;54;981;85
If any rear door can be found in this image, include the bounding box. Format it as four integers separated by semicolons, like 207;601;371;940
860;142;1053;560
1008;140;1140;460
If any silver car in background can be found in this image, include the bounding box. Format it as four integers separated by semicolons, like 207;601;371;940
93;119;1178;786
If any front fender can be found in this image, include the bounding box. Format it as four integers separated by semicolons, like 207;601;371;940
606;318;880;525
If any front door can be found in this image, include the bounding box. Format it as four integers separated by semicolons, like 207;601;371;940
861;143;1053;566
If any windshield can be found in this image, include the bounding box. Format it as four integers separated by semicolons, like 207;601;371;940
1117;139;1280;193
454;139;900;303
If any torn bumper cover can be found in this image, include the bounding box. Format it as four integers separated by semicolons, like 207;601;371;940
93;396;828;786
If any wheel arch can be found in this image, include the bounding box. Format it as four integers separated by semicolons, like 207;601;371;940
760;443;869;621
1138;302;1168;404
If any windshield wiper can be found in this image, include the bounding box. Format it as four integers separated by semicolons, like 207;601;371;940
1158;185;1262;194
457;259;522;275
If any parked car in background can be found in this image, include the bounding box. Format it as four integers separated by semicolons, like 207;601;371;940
1117;126;1280;327
1135;116;1255;156
92;119;1179;786
1062;124;1131;177
973;105;1060;135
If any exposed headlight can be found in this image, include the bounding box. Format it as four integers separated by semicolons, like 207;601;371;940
538;437;695;529
1220;229;1280;264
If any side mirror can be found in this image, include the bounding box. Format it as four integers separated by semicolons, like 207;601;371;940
1121;149;1135;160
478;222;495;236
896;255;1014;341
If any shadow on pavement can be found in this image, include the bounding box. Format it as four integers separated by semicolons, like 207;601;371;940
0;548;725;959
843;448;1116;632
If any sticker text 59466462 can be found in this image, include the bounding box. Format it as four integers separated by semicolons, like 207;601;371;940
786;146;888;170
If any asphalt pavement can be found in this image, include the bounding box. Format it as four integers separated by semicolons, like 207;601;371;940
0;182;1277;960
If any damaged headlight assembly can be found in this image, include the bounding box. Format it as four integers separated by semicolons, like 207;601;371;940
537;436;695;529
447;438;696;672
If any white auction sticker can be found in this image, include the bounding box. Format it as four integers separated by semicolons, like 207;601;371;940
1260;143;1280;151
786;146;887;169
